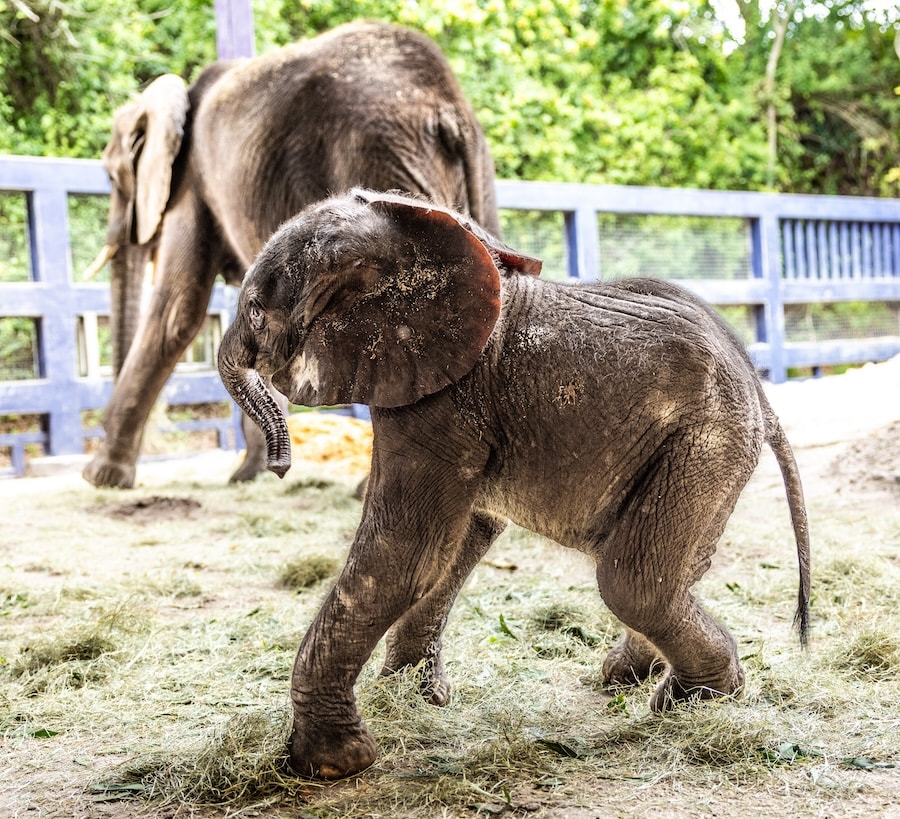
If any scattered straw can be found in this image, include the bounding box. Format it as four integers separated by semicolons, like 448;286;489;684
96;708;316;808
279;555;341;590
837;629;900;681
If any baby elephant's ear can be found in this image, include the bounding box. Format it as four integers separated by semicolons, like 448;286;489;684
302;199;503;408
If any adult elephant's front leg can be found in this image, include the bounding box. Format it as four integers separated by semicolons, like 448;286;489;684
380;509;507;705
83;199;217;489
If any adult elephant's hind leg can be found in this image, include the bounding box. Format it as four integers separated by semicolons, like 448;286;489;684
380;510;507;704
597;429;756;710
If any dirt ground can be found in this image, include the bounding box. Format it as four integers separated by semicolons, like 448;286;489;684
1;356;898;818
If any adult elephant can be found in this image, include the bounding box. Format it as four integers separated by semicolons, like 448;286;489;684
82;21;500;489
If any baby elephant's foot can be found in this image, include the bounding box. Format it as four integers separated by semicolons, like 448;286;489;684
380;659;452;706
649;663;745;712
421;667;451;706
602;634;664;687
287;721;377;779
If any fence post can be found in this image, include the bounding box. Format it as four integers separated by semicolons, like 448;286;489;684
565;207;601;281
28;187;86;456
214;0;255;59
753;209;787;383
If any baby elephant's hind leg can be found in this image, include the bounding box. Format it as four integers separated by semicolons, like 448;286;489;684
602;628;664;686
597;430;756;709
381;510;507;705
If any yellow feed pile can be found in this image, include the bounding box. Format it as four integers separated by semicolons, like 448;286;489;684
286;411;373;475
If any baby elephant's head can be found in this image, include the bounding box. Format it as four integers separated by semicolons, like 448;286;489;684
217;190;541;477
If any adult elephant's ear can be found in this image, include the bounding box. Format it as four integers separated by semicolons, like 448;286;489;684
127;74;189;245
298;199;506;409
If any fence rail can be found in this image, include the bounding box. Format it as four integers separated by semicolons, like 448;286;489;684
1;155;899;476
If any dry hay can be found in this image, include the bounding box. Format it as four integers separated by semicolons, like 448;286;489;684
1;363;899;818
278;554;341;590
287;410;373;476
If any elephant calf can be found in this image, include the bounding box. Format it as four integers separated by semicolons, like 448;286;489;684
218;190;812;779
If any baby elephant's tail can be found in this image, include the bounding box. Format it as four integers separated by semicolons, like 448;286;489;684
762;395;812;647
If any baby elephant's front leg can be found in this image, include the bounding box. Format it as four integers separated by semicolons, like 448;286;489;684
287;572;388;778
288;500;480;776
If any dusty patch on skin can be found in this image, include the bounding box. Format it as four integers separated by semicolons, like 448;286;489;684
288;350;321;397
555;382;580;407
94;495;202;522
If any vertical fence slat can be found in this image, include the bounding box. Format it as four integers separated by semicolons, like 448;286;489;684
782;219;796;279
870;223;880;277
794;220;807;279
892;225;899;277
565;207;601;281
892;224;900;277
214;0;255;58
861;222;872;278
816;221;828;279
838;222;850;279
806;220;819;280
880;223;891;277
759;213;787;383
29;187;85;456
851;223;863;278
828;221;839;280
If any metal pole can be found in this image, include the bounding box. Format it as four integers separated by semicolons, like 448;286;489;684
214;0;255;59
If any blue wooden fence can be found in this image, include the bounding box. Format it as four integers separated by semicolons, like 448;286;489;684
1;154;899;476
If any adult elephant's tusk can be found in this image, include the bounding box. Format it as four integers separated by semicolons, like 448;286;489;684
82;244;118;280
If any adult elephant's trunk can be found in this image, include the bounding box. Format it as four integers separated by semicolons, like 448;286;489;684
217;338;292;478
108;242;151;377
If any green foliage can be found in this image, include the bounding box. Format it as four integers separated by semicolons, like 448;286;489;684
0;0;216;158
0;0;897;192
0;193;30;283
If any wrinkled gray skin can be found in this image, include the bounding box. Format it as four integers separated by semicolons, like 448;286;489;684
218;190;812;780
82;21;499;489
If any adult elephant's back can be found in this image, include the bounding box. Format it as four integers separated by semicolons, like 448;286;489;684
192;21;500;267
82;20;499;490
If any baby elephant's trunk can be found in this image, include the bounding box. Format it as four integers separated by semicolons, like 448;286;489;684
217;337;292;478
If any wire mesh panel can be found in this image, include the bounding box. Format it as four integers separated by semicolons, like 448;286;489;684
785;301;899;342
595;213;753;281
781;219;900;280
499;210;568;279
592;213;757;343
0;317;40;380
68;194;111;282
